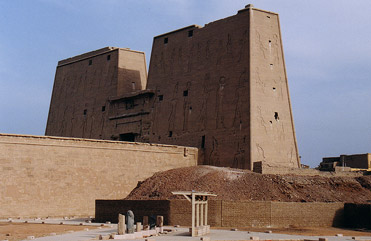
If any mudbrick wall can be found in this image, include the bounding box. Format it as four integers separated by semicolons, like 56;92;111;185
0;134;197;219
95;200;344;228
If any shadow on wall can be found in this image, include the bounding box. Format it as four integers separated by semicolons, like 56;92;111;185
332;207;345;228
344;203;371;229
117;68;143;95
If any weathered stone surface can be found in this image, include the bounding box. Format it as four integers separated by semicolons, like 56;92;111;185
45;6;300;171
126;210;135;234
118;214;125;235
0;134;197;219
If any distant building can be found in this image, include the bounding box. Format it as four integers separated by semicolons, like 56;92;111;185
46;4;300;170
319;154;371;171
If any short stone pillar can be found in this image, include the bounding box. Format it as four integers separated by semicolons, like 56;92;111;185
156;216;163;227
143;216;149;230
136;222;142;232
118;213;126;235
149;215;156;230
126;210;135;234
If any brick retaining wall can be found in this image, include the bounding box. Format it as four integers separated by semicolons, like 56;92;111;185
95;200;344;228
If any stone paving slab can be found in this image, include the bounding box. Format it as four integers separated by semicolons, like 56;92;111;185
2;219;371;241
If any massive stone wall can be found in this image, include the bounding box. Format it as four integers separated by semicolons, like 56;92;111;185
0;134;197;218
146;5;299;169
45;47;148;140
249;9;299;168
95;200;344;228
45;5;300;170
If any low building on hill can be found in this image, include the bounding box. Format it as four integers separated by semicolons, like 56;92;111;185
319;153;371;172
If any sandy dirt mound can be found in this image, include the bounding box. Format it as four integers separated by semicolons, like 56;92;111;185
125;165;371;203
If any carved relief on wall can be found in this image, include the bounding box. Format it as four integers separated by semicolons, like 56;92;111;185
160;52;165;74
256;143;266;161
182;81;191;132
199;73;210;131
208;136;220;166
256;106;267;133
233;142;246;169
226;34;233;58
254;67;266;93
215;76;226;129
238;30;248;62
272;34;281;64
255;30;268;59
233;69;248;128
216;39;224;66
168;82;179;132
205;40;211;60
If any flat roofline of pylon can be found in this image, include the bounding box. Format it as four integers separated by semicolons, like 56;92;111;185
154;25;202;39
57;47;145;67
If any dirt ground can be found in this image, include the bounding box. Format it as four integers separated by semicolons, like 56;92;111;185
1;223;371;241
217;226;371;237
0;222;99;241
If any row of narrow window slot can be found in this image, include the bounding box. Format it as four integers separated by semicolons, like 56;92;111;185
164;30;194;44
83;106;106;115
88;54;111;66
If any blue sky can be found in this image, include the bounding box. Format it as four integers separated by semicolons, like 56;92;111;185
0;0;370;167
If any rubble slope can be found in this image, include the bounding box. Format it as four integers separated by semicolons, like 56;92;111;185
125;165;371;203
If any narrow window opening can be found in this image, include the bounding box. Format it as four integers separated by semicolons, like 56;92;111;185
88;60;92;65
101;106;106;112
158;95;163;101
132;82;136;90
188;30;193;37
125;100;134;110
273;87;276;91
164;37;168;44
183;90;188;96
270;64;273;70
107;55;111;61
269;121;273;124
169;131;173;137
119;133;136;142
83;109;87;115
189;106;192;110
201;135;205;149
267;15;271;18
274;112;279;121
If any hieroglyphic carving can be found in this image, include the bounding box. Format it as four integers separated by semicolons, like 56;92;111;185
255;67;266;93
226;34;233;57
233;69;248;128
256;106;267;133
209;137;220;166
160;52;165;73
215;76;226;129
256;143;266;161
199;73;210;131
233;143;245;169
255;30;268;59
238;30;249;62
272;34;280;64
216;39;224;66
168;82;179;132
205;40;211;60
182;81;191;132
